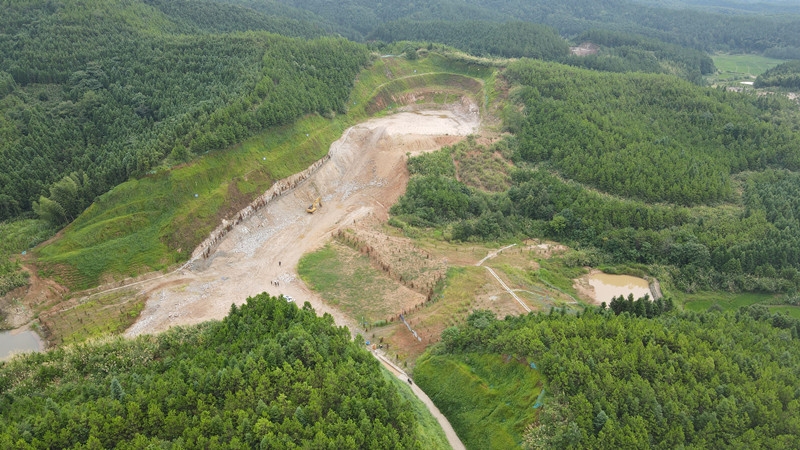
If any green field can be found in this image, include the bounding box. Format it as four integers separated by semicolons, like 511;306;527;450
679;290;800;316
382;368;451;449
710;54;785;81
39;289;146;345
298;241;401;325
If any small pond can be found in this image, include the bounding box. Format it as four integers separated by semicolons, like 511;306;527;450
0;329;43;361
588;273;651;304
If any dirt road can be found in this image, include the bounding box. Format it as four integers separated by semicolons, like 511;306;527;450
374;351;466;450
126;102;479;338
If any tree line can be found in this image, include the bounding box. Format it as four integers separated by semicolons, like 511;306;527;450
263;0;800;54
370;20;570;61
754;60;800;90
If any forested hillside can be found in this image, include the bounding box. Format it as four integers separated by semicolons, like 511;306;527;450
266;0;800;55
142;0;332;37
755;60;800;89
562;30;716;84
0;0;368;224
418;307;800;448
370;21;570;61
3;0;795;225
0;294;437;448
505;60;800;205
392;61;800;292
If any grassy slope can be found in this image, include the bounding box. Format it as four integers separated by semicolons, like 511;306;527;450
35;52;492;290
298;242;400;325
382;367;451;449
0;219;52;299
413;352;542;449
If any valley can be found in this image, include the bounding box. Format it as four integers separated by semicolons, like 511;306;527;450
4;0;800;448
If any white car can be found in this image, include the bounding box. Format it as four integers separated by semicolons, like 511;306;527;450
284;295;294;303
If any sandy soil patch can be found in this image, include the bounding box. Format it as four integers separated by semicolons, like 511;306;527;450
124;101;480;338
570;42;600;56
573;268;602;305
523;239;568;258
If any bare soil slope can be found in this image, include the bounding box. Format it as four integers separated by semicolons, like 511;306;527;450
126;102;480;337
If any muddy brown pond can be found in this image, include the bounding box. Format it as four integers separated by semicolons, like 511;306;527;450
0;329;43;361
588;273;651;304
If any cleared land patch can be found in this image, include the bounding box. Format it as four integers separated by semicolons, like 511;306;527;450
709;53;785;83
39;288;145;346
298;241;424;325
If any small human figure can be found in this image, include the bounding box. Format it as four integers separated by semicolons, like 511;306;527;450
279;261;281;266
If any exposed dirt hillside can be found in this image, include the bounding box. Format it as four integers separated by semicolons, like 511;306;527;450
125;101;480;337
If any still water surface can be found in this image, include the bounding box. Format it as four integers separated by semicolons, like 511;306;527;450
588;273;651;304
0;329;43;360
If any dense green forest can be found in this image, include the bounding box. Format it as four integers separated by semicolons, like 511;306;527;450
141;0;333;37
3;0;795;226
370;21;570;61
503;60;800;205
264;0;800;54
0;0;369;224
391;59;800;293
755;60;800;89
0;294;439;448
371;24;715;84
562;30;716;84
418;306;800;448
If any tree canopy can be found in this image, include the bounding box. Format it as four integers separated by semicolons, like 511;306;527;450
419;306;800;448
0;294;424;448
0;0;368;224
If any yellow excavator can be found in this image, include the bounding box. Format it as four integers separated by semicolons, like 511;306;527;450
306;197;322;213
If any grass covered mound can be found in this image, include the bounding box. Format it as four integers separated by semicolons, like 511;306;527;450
0;294;426;449
420;307;800;449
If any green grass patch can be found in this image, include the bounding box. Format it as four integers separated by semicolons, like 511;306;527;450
430;266;487;328
767;305;800;319
413;352;542;450
533;258;585;301
681;290;777;313
710;54;785;81
381;367;451;450
0;219;54;296
0;219;55;257
452;139;511;192
298;242;400;324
